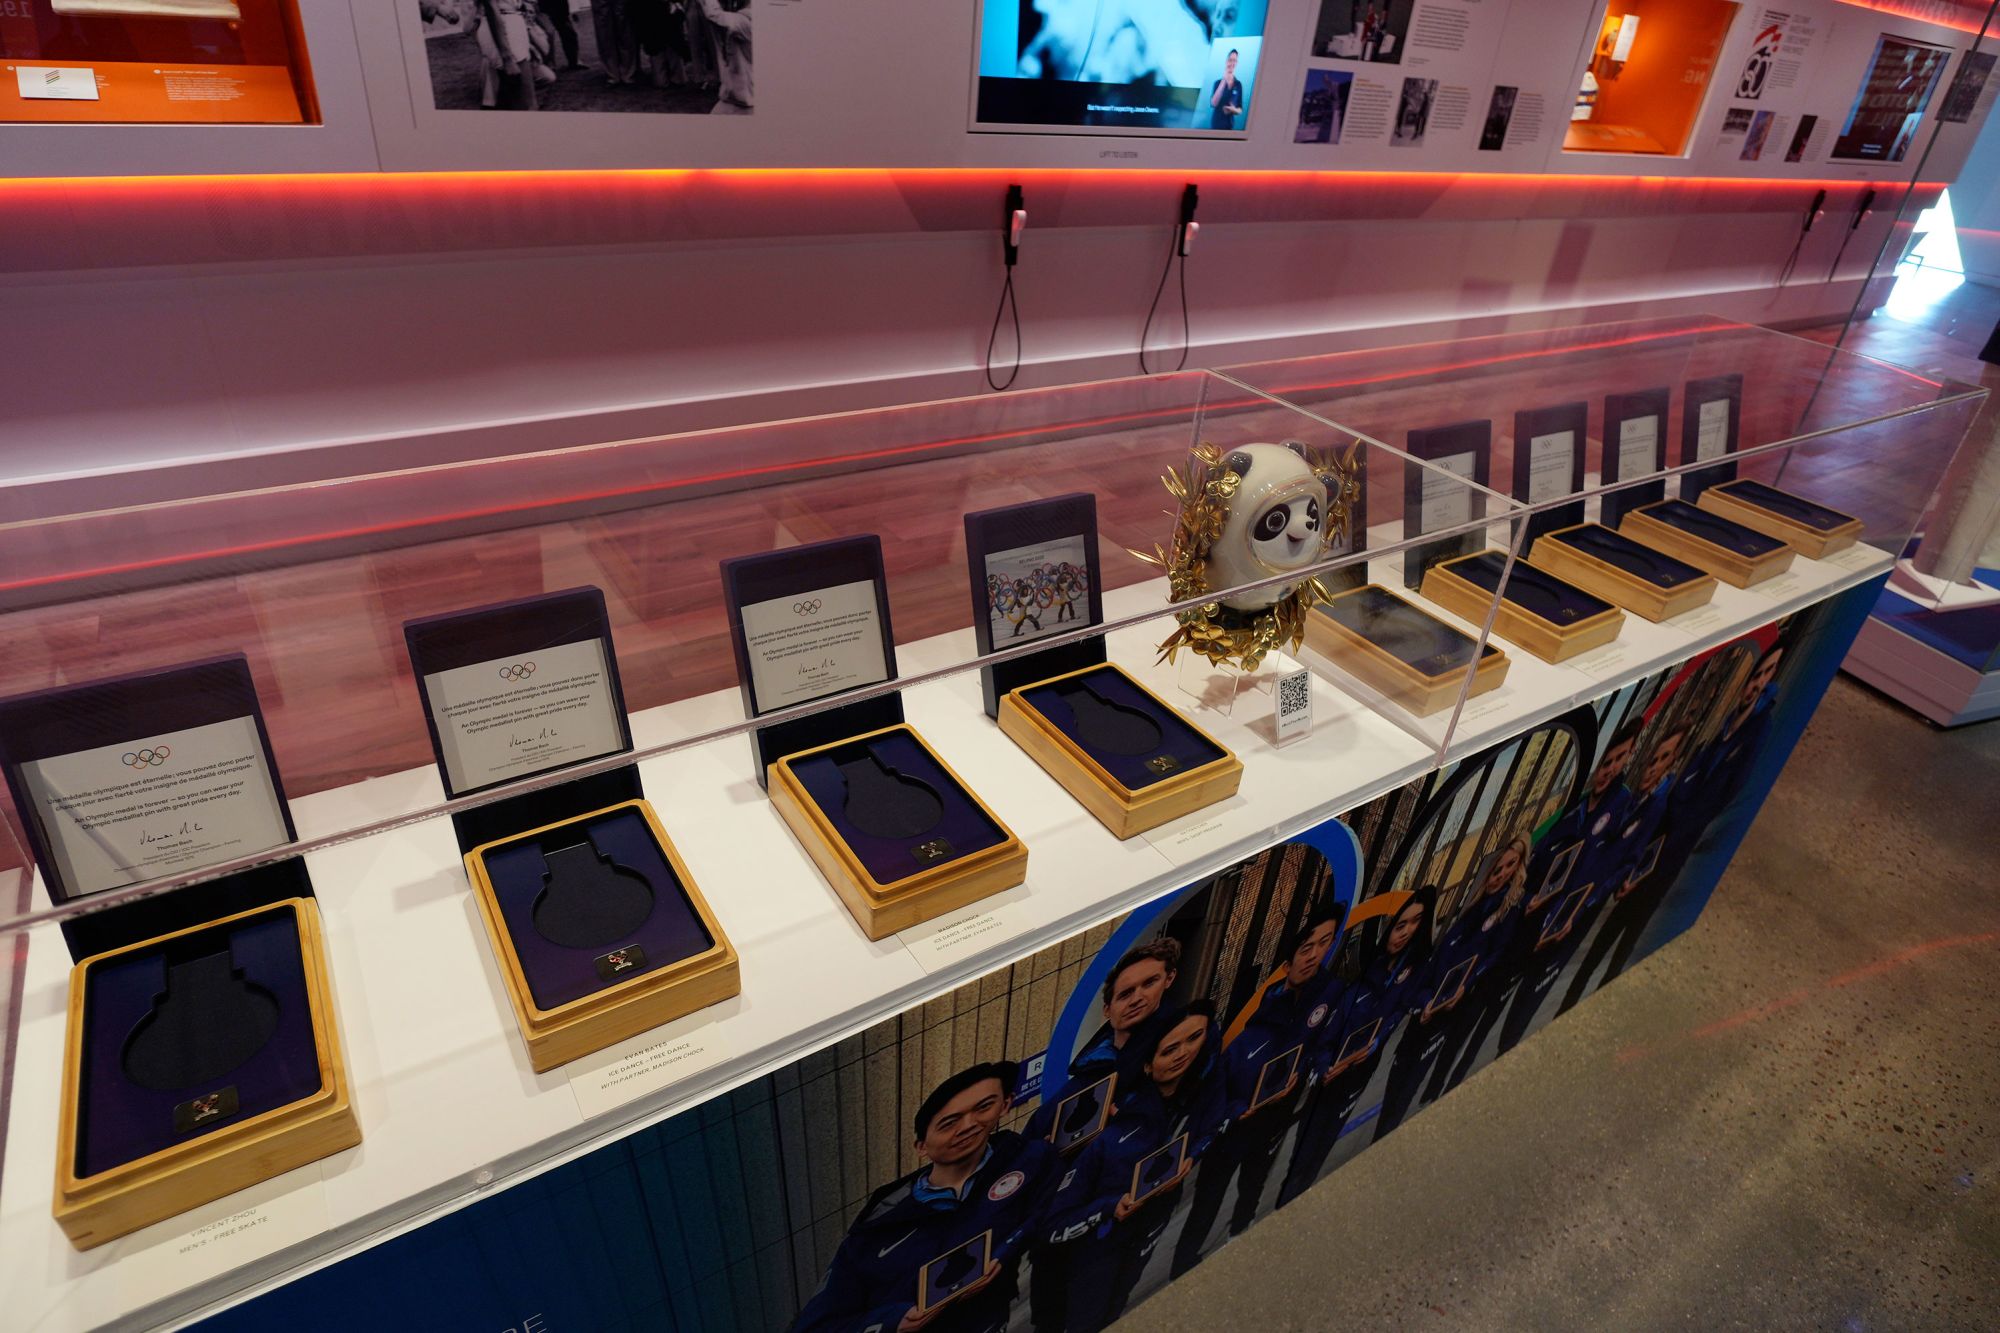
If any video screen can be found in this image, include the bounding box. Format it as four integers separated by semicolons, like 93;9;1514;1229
974;0;1269;136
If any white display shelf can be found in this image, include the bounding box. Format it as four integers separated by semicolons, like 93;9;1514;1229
0;537;1892;1331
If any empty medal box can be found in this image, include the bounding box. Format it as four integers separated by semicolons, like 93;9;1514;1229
1304;583;1510;716
1527;522;1718;622
1422;550;1625;663
55;898;358;1250
998;663;1242;839
1620;498;1795;588
1695;478;1863;559
767;724;1028;940
463;799;739;1072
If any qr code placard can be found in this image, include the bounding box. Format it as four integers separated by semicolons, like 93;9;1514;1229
1274;667;1312;745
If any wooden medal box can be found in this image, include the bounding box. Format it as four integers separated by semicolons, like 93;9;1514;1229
1619;498;1795;588
1696;479;1864;559
55;898;360;1250
1527;523;1717;622
1421;551;1625;664
998;663;1242;839
463;799;740;1073
769;724;1028;940
1304;583;1510;716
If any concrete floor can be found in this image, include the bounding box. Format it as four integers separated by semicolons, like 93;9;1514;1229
1120;677;2000;1331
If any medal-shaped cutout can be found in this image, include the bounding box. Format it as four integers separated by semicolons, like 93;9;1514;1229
121;950;280;1092
1057;682;1163;758
533;840;655;950
836;749;945;840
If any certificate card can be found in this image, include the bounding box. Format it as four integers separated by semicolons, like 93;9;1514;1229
20;715;290;899
1131;1133;1189;1204
918;1230;992;1313
1513;402;1589;550
1680;375;1743;501
1526;432;1578;504
404;587;635;802
0;656;297;905
1048;1072;1115;1153
738;579;890;713
1404;420;1492;590
422;638;624;795
1600;388;1670;526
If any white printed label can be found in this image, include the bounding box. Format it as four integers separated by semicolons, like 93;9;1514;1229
16;66;99;101
423;638;624;793
1526;431;1576;504
1419;451;1479;533
900;904;1016;972
570;1031;723;1119
1566;641;1635;682
21;716;290;898
109;1168;328;1310
1273;665;1313;746
1665;603;1730;636
740;579;889;712
1695;399;1732;461
1824;543;1889;573
1618;415;1661;480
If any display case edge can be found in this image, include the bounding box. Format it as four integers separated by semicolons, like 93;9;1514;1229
53;898;359;1250
996;665;1242;840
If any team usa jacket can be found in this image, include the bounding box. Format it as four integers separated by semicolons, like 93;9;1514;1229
1224;970;1342;1119
793;1130;1062;1333
1041;1019;1229;1244
1313;938;1424;1080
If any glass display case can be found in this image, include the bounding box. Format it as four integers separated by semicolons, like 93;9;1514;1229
0;321;1981;1330
0;0;317;125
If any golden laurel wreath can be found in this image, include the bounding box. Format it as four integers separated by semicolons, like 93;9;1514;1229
1131;440;1362;671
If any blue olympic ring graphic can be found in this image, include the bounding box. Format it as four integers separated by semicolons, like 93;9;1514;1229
497;662;537;682
122;746;171;769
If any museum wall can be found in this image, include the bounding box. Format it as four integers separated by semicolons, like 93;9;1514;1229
0;0;1993;516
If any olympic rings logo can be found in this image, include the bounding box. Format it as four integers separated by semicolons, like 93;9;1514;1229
122;746;171;769
497;662;536;682
793;600;822;615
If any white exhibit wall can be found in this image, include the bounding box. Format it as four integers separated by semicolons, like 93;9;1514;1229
0;0;1994;516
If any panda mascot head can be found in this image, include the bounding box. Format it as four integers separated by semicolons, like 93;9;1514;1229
1204;442;1329;613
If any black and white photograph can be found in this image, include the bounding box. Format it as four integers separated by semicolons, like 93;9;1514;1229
417;0;752;114
1391;75;1436;147
1295;67;1353;143
1312;0;1414;65
1478;84;1517;151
